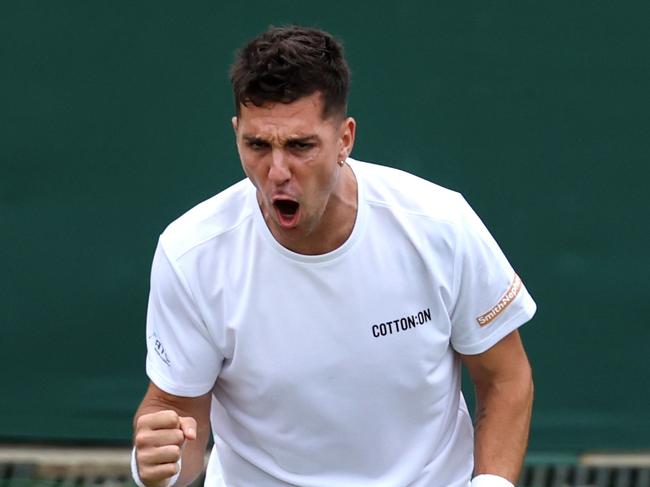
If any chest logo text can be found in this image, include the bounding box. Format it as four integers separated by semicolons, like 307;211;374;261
371;308;432;338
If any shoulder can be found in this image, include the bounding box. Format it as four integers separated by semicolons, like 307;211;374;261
350;158;469;226
159;178;256;261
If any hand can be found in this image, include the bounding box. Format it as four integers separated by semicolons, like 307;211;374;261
134;410;197;487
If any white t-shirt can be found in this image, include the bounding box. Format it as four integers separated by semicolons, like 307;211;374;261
145;159;536;487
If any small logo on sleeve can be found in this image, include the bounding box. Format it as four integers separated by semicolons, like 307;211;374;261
148;332;171;366
476;274;523;327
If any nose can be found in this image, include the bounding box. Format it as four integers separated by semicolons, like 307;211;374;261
268;149;291;185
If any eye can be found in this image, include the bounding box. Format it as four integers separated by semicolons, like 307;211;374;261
246;140;269;151
289;140;315;151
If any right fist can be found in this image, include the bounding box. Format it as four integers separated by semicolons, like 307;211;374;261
134;410;197;487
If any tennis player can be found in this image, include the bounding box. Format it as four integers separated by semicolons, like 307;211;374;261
132;25;536;487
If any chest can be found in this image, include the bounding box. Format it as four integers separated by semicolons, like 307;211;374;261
206;239;456;404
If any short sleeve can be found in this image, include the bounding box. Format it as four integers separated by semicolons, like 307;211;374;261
449;197;537;355
145;241;223;396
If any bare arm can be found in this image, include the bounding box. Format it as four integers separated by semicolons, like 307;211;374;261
461;330;534;484
133;382;212;487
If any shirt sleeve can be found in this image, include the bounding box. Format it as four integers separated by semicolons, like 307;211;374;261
449;196;537;355
145;241;223;396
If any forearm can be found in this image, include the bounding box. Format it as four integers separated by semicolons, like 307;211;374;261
473;371;534;484
177;432;209;487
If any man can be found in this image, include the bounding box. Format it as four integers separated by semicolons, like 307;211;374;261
132;26;536;487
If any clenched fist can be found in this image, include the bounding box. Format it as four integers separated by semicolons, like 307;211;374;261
134;410;197;487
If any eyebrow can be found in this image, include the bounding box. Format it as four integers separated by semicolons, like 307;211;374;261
242;135;320;145
242;135;266;144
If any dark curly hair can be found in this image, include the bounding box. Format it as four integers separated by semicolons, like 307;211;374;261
230;26;350;120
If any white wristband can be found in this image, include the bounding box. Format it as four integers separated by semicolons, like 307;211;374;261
131;447;181;487
471;474;515;487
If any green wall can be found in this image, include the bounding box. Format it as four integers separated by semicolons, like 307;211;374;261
2;1;648;452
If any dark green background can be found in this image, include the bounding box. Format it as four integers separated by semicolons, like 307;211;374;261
2;1;648;453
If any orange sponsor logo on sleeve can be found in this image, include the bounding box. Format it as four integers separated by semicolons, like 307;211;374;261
476;274;523;327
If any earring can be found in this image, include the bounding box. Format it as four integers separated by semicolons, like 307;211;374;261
337;159;345;167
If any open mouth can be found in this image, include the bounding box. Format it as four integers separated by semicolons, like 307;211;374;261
273;199;300;227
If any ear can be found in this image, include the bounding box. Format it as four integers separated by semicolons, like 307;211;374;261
231;116;238;133
338;117;356;162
